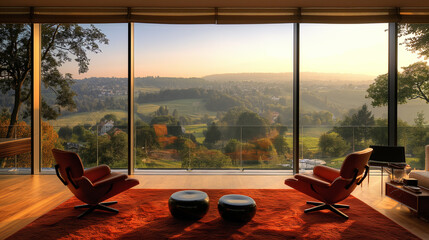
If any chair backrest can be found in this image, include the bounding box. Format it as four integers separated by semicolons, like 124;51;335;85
52;149;85;188
340;148;373;181
52;149;105;204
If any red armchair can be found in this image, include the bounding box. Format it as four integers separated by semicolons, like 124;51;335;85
285;148;372;219
52;149;139;218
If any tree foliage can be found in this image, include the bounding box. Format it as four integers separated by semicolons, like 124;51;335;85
0;116;59;168
367;62;429;106
318;132;350;157
203;122;221;148
58;126;73;140
367;23;429;106
80;130;127;167
135;121;158;154
333;104;375;150
399;24;429;59
235;111;268;141
0;24;108;137
272;135;290;156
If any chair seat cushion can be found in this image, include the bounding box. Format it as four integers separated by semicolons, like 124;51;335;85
294;174;331;188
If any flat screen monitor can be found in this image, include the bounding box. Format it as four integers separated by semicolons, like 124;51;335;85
369;145;405;163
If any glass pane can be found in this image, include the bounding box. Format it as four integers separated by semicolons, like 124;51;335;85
0;24;32;174
398;23;429;170
134;24;293;170
41;24;128;171
300;24;388;171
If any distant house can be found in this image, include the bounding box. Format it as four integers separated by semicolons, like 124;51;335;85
272;112;280;123
99;120;114;135
63;142;80;152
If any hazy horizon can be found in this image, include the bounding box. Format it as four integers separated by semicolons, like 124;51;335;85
70;71;377;83
59;23;424;79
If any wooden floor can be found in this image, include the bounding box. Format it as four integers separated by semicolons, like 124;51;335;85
1;173;429;240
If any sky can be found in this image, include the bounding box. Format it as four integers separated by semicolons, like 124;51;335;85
60;23;424;79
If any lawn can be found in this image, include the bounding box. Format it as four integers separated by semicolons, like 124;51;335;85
184;124;207;143
135;157;182;168
49;110;128;127
136;98;217;121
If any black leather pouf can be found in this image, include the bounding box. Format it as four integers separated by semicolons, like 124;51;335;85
168;190;209;220
218;194;256;222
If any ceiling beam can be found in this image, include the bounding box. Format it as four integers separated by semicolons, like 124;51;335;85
2;0;429;8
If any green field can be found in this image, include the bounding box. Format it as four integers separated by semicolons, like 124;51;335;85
135;86;160;93
135;158;182;168
136;98;217;120
49;110;128;127
184;124;207;143
49;98;217;128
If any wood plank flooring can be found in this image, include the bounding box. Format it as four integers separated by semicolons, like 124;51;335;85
1;174;428;240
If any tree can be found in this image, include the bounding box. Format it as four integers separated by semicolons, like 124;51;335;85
203;122;221;148
135;121;158;154
318;132;350;157
155;105;169;116
367;62;429;106
109;131;128;167
0;24;108;138
235;111;268;141
72;125;85;139
272;135;290;156
221;106;249;126
407;112;429;169
58;126;73;140
224;139;242;165
399;24;429;59
334;104;375;148
101;114;118;123
0;115;59;168
41;121;61;168
150;115;178;125
190;149;231;168
366;23;429;106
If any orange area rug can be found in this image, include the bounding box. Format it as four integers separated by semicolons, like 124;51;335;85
9;189;419;240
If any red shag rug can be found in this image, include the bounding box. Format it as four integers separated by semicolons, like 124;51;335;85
9;189;419;240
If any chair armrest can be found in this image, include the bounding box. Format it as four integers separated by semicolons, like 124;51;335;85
313;165;340;183
84;165;111;183
93;172;128;189
295;174;331;188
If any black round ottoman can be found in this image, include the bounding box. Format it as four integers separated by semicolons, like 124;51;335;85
168;190;209;220
218;194;256;222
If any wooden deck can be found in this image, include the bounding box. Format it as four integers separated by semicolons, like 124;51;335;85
1;173;428;239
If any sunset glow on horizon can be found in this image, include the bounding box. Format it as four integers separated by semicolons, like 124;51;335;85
59;23;424;80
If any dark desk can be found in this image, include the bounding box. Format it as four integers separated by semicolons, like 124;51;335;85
0;138;31;158
386;182;429;218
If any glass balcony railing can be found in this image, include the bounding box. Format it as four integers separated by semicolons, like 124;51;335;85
42;124;129;171
0;125;31;174
3;123;426;173
300;125;388;171
134;124;293;170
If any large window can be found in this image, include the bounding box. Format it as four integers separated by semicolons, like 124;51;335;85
2;21;424;174
397;23;429;170
0;24;32;174
134;24;293;170
300;24;388;170
41;24;128;171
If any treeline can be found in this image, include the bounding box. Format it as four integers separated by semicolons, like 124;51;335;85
136;88;246;112
135;76;207;89
137;88;208;102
